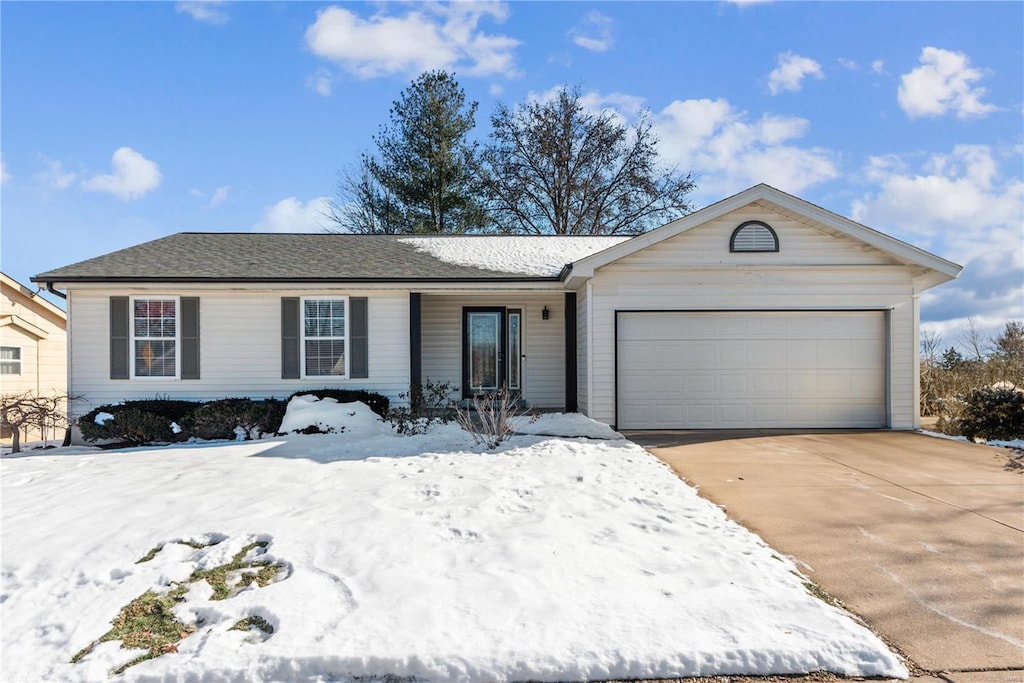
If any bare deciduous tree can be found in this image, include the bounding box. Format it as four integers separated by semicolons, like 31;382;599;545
480;85;695;235
1;391;72;454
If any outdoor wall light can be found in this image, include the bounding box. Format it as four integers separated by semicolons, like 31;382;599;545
542;306;550;320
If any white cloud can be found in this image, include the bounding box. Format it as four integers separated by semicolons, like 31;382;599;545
208;185;230;208
305;4;520;79
306;68;333;96
35;158;77;190
1;157;12;185
767;52;824;95
175;1;229;25
654;97;838;197
254;196;332;233
838;58;858;71
568;11;614;52
871;59;886;75
898;47;998;119
82;147;162;201
489;82;504;96
851;145;1023;332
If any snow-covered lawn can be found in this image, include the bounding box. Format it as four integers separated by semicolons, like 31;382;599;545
2;413;906;681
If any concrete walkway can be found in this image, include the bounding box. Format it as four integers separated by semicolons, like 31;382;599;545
631;430;1024;678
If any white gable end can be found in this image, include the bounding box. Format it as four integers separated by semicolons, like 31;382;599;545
606;203;903;270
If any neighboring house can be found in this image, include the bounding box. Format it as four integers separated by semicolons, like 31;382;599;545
32;184;961;434
1;272;68;442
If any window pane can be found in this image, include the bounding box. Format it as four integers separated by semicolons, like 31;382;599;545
305;339;345;376
508;314;520;390
469;313;500;391
303;299;345;339
135;340;176;377
1;346;20;361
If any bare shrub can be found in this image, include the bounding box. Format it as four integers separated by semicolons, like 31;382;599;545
454;386;524;449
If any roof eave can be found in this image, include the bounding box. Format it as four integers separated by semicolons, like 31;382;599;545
31;275;563;285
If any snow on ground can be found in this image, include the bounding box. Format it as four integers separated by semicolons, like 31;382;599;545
399;236;630;276
512;412;622;440
2;416;906;682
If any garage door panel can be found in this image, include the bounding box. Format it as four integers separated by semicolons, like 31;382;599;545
617;312;887;429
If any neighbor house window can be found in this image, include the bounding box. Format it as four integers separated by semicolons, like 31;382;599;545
0;347;21;375
133;298;177;377
730;221;779;252
303;298;347;377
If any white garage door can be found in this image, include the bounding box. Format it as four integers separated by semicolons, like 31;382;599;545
617;311;887;429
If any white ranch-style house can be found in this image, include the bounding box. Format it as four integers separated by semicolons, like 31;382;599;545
33;185;961;434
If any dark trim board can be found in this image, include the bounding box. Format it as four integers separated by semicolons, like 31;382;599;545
613;308;894;431
410;293;422;388
564;292;577;413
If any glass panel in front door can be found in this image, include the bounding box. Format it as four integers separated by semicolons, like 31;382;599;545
469;312;501;392
507;311;521;391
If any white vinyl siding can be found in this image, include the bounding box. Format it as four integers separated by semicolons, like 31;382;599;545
585;206;920;430
67;289;409;415
575;285;589;416
420;293;566;408
617;311;887;429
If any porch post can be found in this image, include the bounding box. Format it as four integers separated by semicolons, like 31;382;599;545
564;292;578;412
410;292;422;389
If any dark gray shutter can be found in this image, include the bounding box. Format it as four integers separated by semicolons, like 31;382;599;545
281;298;300;379
350;297;368;379
180;297;200;380
110;296;130;380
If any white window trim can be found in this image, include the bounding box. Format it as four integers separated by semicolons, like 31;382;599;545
0;346;22;376
300;295;350;380
129;295;181;380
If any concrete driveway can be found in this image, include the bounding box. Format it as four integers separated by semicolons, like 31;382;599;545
630;430;1023;678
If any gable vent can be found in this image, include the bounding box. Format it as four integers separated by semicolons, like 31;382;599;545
730;221;779;252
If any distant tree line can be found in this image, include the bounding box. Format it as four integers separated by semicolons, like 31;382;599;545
922;320;1024;439
329;70;695;235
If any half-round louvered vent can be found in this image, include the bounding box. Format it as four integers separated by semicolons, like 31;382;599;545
730;221;779;252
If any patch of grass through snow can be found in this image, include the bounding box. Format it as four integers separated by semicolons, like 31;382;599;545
794;571;844;609
189;541;283;601
73;537;286;676
230;615;274;634
70;585;194;673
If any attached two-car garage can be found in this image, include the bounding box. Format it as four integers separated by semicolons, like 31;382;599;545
616;311;888;430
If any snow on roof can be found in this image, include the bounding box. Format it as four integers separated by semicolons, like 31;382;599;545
398;235;632;277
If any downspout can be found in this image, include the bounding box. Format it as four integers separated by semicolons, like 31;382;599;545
45;282;67;300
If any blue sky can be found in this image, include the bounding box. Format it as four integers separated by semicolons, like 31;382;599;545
2;1;1021;344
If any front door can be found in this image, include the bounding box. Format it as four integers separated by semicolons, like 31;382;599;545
462;307;522;398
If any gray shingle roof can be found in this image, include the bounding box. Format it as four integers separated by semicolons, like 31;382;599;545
32;233;628;283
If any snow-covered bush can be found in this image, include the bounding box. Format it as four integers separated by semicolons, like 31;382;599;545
79;399;199;445
955;387;1024;441
278;396;392;438
187;398;285;441
287;389;389;419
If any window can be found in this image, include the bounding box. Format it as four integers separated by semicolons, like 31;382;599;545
730;221;779;252
0;347;21;375
303;298;347;377
133;298;177;377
